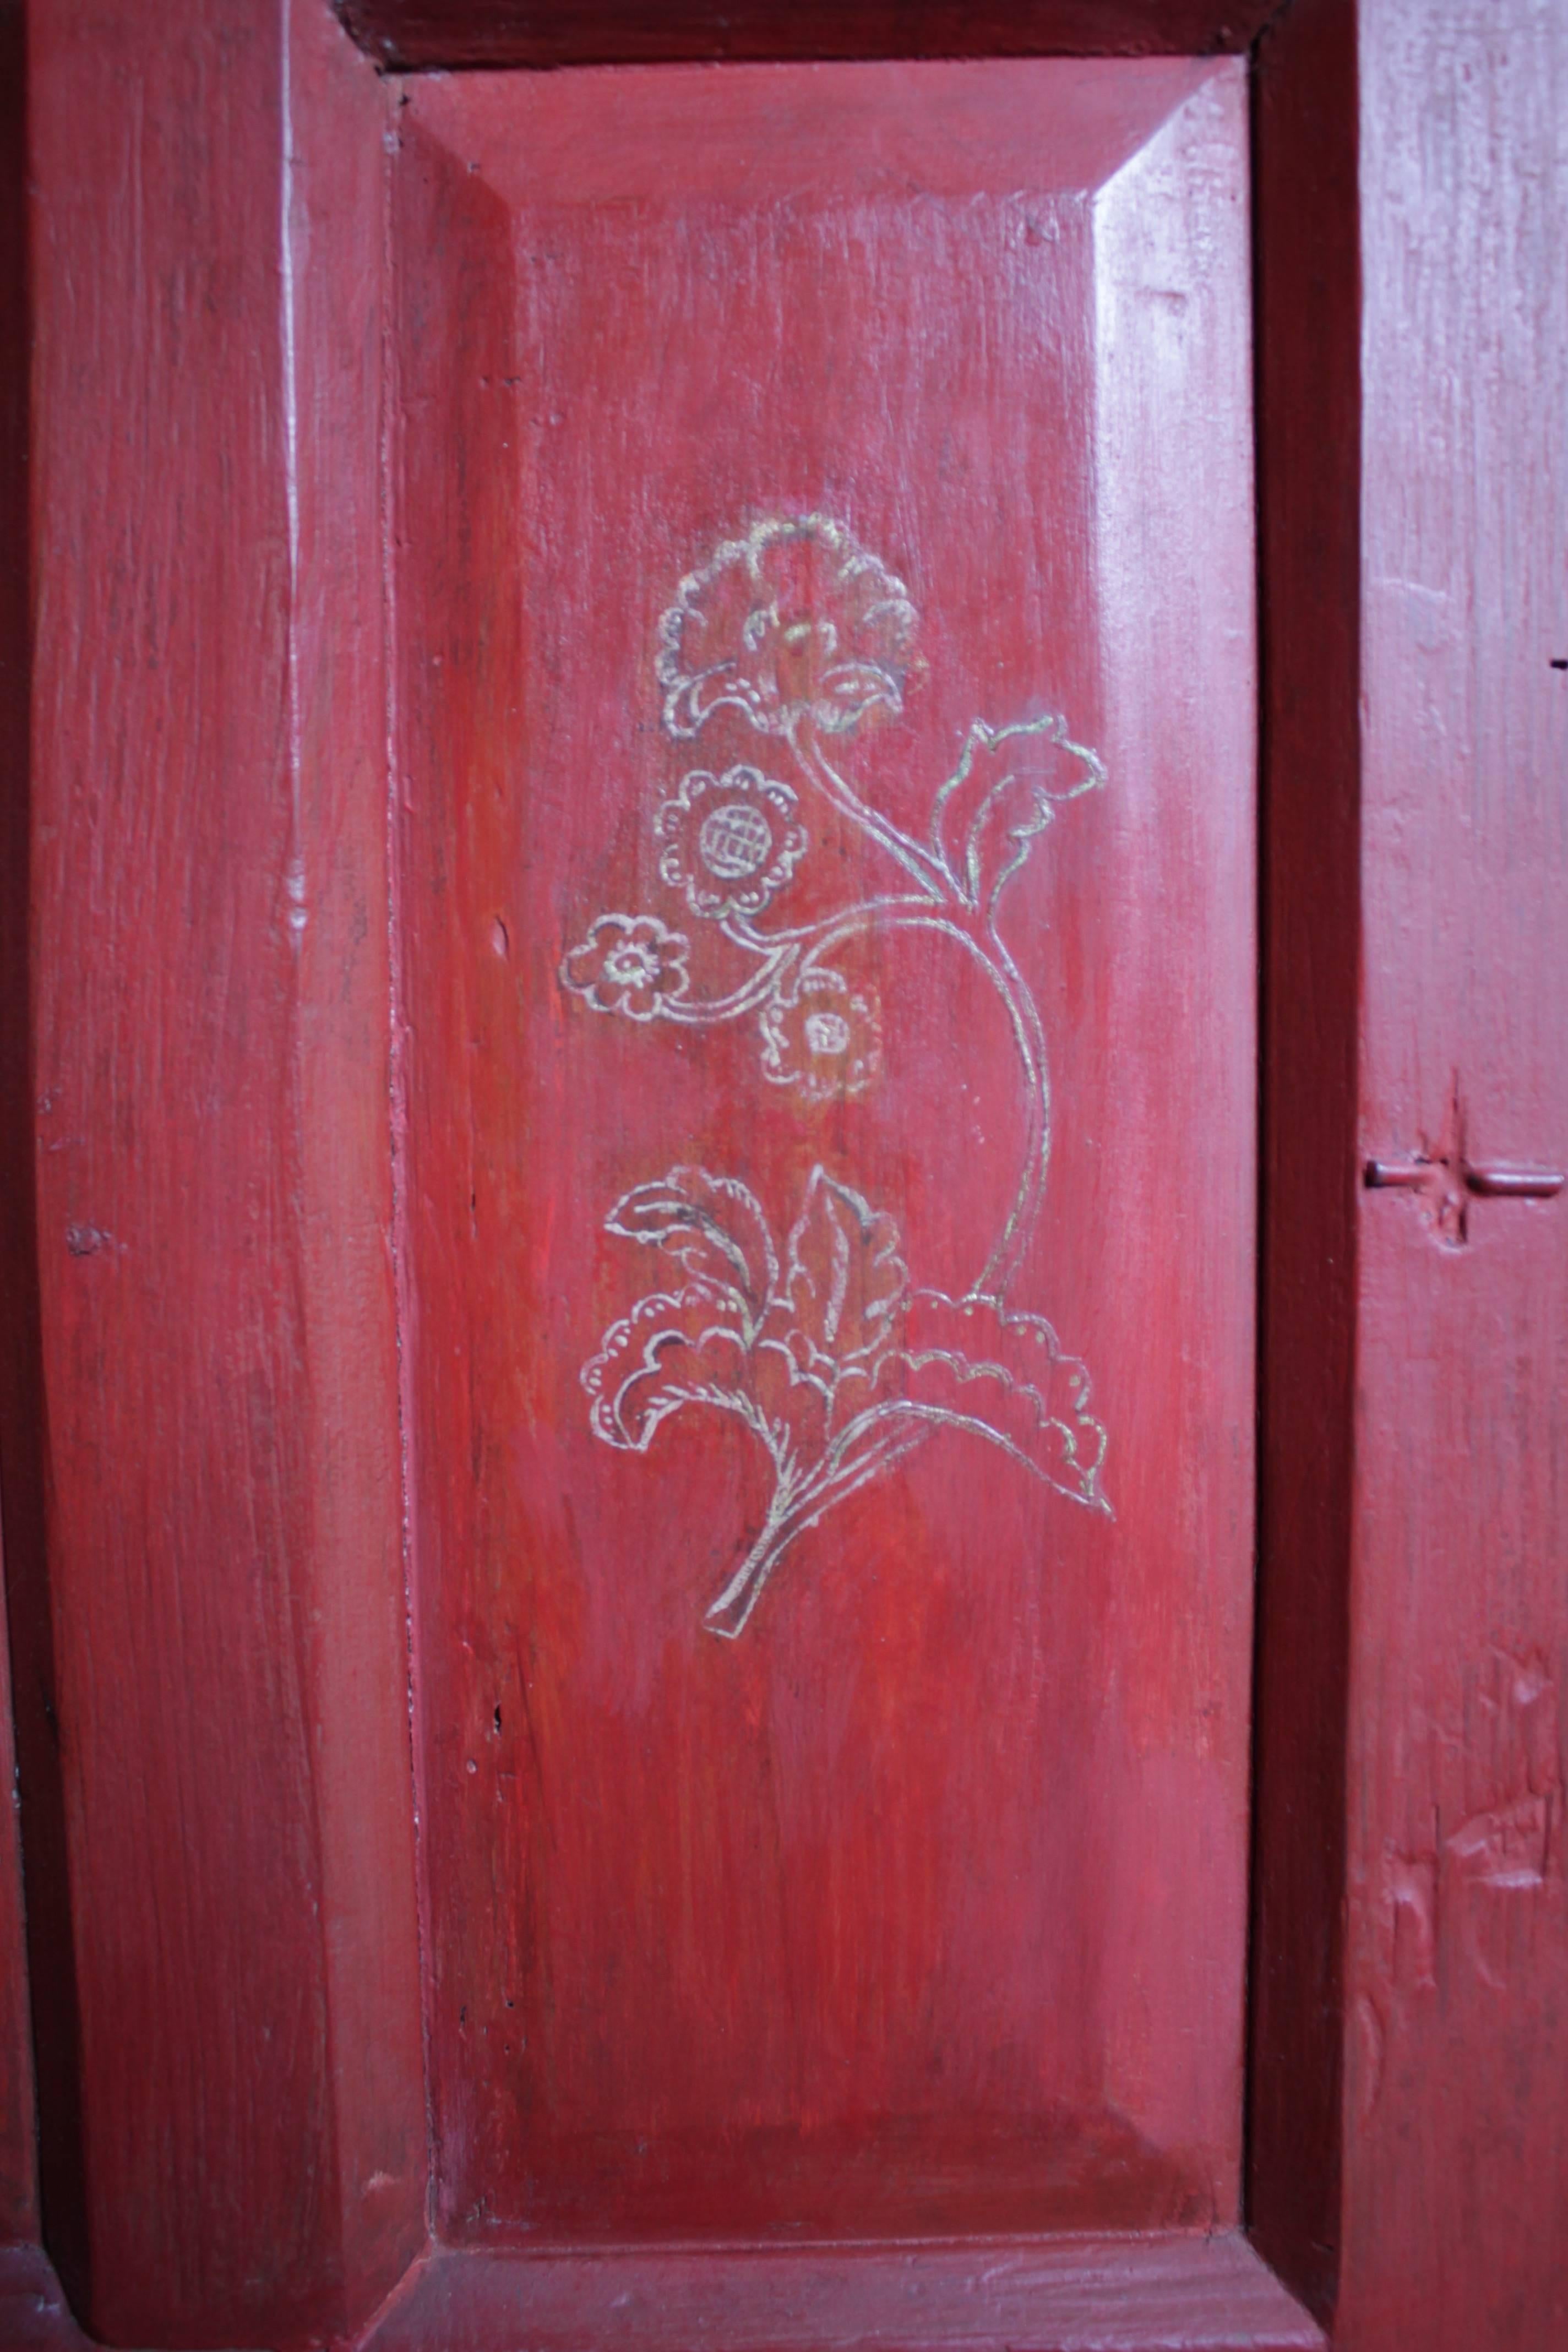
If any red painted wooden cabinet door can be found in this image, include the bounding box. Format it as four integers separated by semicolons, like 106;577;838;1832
390;52;1259;2264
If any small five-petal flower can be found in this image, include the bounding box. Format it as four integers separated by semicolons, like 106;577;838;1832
560;914;690;1021
760;968;882;1102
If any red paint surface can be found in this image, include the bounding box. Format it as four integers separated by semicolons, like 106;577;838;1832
393;58;1257;2245
23;0;425;2340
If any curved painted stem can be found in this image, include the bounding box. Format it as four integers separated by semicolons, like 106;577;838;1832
769;723;1051;1295
725;897;932;952
787;719;951;902
658;947;798;1023
703;1502;811;1640
750;898;1050;1298
698;723;1054;1299
704;1424;927;1638
975;937;1050;1294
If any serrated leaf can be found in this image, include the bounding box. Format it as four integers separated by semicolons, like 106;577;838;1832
852;1288;1109;1509
605;1167;777;1333
581;1281;756;1451
930;715;1106;914
767;1164;907;1389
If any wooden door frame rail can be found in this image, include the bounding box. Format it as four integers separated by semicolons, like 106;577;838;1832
9;1;1561;2348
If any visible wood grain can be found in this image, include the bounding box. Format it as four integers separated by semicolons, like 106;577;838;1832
25;0;426;2340
1245;0;1358;2321
0;0;41;2259
393;57;1256;2248
1340;2;1568;2346
339;1;1284;71
366;2235;1323;2352
284;0;432;2329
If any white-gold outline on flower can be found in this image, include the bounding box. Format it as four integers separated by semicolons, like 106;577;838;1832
655;765;809;922
559;913;691;1021
759;967;881;1102
656;514;918;740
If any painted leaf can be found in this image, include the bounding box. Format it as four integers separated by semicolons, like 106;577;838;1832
581;1280;755;1451
605;1166;778;1331
771;1164;907;1386
747;1337;832;1470
812;658;907;732
863;1288;1109;1508
929;715;1106;914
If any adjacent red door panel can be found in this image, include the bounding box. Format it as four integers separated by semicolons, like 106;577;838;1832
393;57;1255;2242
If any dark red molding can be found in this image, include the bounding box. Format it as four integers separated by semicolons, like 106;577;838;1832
1247;0;1360;2322
336;0;1283;71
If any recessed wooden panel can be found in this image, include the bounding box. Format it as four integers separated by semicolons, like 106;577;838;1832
393;55;1254;2244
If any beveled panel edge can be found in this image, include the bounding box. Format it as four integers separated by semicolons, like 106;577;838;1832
363;2234;1324;2352
336;1;1286;75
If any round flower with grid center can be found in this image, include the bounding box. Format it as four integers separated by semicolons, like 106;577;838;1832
559;913;691;1020
655;765;808;922
760;967;882;1102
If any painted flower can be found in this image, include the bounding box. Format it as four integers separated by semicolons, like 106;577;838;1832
656;515;918;739
760;968;882;1102
560;914;690;1020
655;765;808;921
